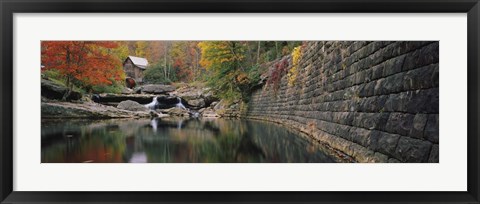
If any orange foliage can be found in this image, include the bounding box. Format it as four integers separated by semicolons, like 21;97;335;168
41;41;123;86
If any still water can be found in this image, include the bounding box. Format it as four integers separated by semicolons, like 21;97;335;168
41;118;342;163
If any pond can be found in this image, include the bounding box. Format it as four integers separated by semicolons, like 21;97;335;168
41;118;343;163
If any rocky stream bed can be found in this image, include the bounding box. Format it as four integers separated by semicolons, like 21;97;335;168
41;79;241;119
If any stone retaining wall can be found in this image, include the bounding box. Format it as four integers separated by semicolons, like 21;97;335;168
246;41;439;163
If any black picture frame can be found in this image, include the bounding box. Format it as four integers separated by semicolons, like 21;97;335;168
1;0;479;203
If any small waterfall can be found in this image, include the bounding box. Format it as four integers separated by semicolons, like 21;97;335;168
175;97;187;110
174;97;200;118
145;96;158;110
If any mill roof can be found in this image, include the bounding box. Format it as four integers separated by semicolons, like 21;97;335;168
126;56;148;69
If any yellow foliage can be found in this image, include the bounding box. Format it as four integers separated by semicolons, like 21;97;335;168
198;41;245;71
236;72;249;85
288;46;302;86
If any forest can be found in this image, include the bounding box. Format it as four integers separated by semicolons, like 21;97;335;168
41;41;303;102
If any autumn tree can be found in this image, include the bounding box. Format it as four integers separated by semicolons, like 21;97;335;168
135;41;149;57
198;41;256;101
170;41;200;82
41;41;124;94
112;41;130;62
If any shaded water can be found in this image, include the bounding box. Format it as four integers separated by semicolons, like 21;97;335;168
41;118;341;163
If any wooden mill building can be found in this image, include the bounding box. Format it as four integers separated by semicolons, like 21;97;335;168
123;56;149;83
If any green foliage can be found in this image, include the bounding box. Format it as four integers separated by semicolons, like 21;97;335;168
143;62;176;84
199;41;249;101
91;81;124;94
42;69;86;94
42;69;64;81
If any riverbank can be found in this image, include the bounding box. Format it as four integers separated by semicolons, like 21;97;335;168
41;78;242;119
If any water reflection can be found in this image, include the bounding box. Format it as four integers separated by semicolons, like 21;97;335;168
41;118;341;163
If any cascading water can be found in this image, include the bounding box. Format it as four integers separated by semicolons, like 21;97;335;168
175;97;200;118
145;96;158;110
175;97;187;110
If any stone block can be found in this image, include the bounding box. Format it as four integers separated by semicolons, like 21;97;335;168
385;113;414;136
403;64;438;90
409;114;428;139
383;55;406;76
372;152;389;163
349;127;371;147
405;88;439;114
402;42;439;71
371;64;385;80
428;144;439;163
366;131;400;155
424;114;439;143
394;137;432;162
359;81;376;97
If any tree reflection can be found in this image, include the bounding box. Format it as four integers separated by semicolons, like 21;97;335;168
41;118;339;163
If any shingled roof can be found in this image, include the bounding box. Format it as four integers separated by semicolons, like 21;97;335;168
126;56;148;69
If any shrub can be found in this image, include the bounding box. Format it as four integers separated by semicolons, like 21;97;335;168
143;62;175;84
288;45;303;86
91;82;124;94
266;58;289;94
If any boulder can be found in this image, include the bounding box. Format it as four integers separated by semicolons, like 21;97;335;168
210;101;219;109
148;110;170;118
117;100;149;112
201;108;219;118
93;94;158;104
157;107;190;117
201;90;219;106
176;87;218;108
140;84;175;94
121;87;134;94
41;79;82;101
187;98;205;108
42;101;150;119
212;100;241;117
213;100;227;110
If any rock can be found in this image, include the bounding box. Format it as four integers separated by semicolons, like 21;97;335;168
149;110;158;118
158;107;189;117
202;90;219;106
95;93;157;104
140;84;175;94
121;87;134;94
133;87;142;94
42;101;150;119
212;100;241;117
201;108;219;118
147;110;169;118
213;100;226;110
176;87;218;108
117;100;149;112
187;98;205;108
177;91;202;101
41;79;82;101
210;101;218;108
